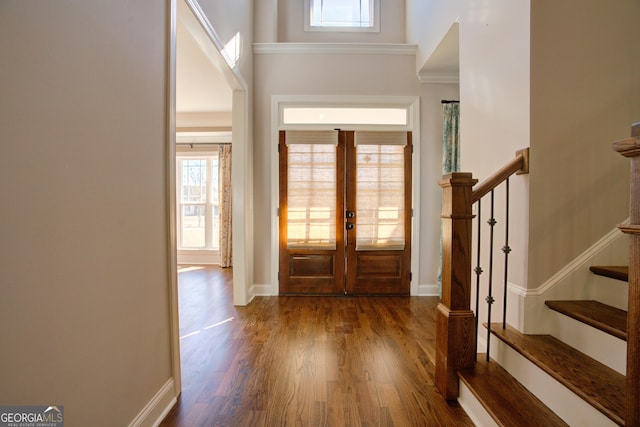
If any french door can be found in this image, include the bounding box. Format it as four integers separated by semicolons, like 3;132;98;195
278;130;412;295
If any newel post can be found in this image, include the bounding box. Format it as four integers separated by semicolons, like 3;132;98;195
613;122;640;427
436;172;478;400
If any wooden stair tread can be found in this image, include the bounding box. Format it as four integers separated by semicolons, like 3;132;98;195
590;265;629;282
545;300;627;341
458;356;568;427
486;323;625;426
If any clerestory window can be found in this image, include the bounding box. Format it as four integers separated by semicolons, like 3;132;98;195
305;0;380;32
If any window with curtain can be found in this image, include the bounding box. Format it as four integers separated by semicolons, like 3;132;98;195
218;144;232;267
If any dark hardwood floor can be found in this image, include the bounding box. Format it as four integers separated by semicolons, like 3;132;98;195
160;266;473;427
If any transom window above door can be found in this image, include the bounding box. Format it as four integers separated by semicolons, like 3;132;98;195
305;0;380;32
283;107;406;126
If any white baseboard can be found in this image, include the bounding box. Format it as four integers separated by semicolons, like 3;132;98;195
252;283;276;296
177;250;220;265
128;378;177;427
418;283;440;296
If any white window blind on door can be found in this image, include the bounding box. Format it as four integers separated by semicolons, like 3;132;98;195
286;130;338;249
354;131;408;146
355;131;407;250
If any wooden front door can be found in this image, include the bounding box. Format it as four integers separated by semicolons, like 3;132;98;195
279;130;411;295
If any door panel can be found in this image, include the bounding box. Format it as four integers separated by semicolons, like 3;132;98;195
345;131;412;295
279;130;411;295
289;254;336;277
278;131;345;294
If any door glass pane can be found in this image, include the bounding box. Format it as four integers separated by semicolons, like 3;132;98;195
356;144;405;250
181;159;207;248
287;144;337;249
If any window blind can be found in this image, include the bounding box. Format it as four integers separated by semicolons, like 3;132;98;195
286;131;338;249
285;130;339;146
354;131;408;146
355;132;406;250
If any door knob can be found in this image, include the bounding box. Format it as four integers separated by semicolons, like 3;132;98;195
346;222;354;230
346;211;355;218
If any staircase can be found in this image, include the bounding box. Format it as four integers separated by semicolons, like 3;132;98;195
458;265;628;426
436;123;640;426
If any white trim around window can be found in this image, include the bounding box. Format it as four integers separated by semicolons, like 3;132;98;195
175;132;231;266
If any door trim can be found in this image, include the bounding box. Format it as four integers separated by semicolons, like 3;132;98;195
270;95;421;295
168;0;253;398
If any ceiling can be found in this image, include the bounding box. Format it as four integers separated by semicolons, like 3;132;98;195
176;1;233;114
418;22;460;83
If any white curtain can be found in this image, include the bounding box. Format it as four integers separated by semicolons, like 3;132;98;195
218;144;232;267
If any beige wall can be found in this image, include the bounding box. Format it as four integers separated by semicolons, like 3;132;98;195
277;0;406;43
528;0;640;288
458;0;531;292
254;0;279;43
0;1;172;426
176;16;233;116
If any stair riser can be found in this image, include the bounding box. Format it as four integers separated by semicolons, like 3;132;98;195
490;339;617;427
592;274;628;310
458;383;500;427
547;310;626;374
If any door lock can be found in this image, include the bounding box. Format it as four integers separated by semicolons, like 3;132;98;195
346;211;355;218
346;222;354;230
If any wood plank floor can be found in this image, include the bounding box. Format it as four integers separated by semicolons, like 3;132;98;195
160;266;473;427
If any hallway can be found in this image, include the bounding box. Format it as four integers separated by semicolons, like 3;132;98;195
160;266;472;426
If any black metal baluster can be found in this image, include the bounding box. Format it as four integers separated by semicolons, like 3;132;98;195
474;199;483;361
502;178;511;329
485;190;497;362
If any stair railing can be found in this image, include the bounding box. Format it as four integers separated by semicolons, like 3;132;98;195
612;122;640;427
435;148;529;400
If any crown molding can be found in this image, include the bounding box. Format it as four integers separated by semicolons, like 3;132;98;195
253;42;417;55
417;72;459;84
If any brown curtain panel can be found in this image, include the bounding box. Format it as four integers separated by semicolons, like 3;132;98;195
218;144;232;267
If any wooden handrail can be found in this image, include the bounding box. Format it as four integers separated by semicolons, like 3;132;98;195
613;122;640;427
472;148;529;203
